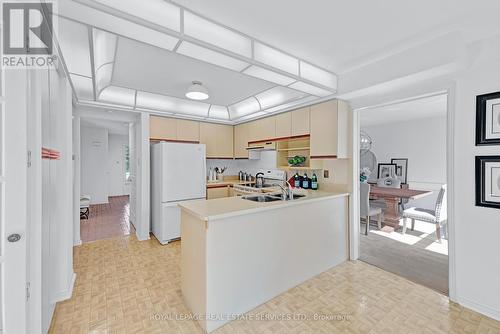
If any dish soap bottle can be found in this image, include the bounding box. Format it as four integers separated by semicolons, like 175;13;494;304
311;173;318;190
302;173;310;189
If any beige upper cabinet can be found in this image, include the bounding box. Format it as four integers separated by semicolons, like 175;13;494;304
234;122;249;158
216;124;234;158
249;117;276;142
176;119;199;142
291;107;310;136
275;112;292;138
200;122;234;158
150;116;177;140
310;100;349;158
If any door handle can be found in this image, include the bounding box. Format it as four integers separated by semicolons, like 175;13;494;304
7;234;21;242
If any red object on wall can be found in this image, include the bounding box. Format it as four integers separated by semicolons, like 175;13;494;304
42;147;61;160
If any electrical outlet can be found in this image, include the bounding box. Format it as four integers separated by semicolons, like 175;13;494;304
323;170;329;178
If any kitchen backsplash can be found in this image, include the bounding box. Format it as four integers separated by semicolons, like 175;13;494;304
206;151;277;178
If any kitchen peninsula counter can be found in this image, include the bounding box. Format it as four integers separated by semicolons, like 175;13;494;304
180;190;349;221
180;190;350;333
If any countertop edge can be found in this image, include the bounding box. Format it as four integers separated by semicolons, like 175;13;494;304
180;192;350;221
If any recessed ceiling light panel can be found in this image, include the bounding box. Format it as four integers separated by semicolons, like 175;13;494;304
70;74;94;100
98;86;136;106
208;105;230;120
184;11;252;58
288;81;333;97
57;17;92;77
254;42;299;76
263;96;317;114
255;86;306;110
243;65;296;86
137;91;209;117
228;97;261;119
92;0;181;31
300;61;337;90
177;41;249;72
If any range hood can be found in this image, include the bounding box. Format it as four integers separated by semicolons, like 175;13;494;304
246;141;276;151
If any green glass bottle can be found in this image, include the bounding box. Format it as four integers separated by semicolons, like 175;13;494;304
311;173;318;190
302;173;310;189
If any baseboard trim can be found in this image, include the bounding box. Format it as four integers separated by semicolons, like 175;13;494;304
51;272;76;303
457;296;500;321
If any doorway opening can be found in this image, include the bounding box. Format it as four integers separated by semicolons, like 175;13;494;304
79;117;133;243
357;93;449;295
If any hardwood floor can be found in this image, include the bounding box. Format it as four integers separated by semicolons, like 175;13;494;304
80;195;134;243
360;219;449;295
48;233;500;333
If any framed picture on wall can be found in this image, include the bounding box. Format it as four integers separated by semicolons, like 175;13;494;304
475;156;500;209
476;91;500;146
391;158;408;184
377;163;397;179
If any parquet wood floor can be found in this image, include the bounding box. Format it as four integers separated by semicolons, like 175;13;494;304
49;234;500;333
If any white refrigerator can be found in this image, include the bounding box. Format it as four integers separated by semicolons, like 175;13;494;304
151;142;206;244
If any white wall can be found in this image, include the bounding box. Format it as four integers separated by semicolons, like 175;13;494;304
81;126;109;204
362;116;447;210
39;65;74;333
135;113;150;241
72;116;81;246
452;40;500;320
108;134;130;196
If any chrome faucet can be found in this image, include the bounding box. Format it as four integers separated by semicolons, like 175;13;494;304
273;180;293;200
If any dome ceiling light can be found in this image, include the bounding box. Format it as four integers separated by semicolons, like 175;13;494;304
185;81;209;100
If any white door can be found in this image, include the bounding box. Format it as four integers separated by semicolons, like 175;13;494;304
1;69;30;332
162;143;206;202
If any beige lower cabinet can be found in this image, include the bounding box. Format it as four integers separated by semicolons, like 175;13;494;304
200;122;234;158
176;119;199;142
234;122;249;158
310;99;350;158
274;112;292;138
150;116;177;140
291;107;310;136
206;186;230;199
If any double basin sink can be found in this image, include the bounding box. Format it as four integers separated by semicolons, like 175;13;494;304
242;193;306;202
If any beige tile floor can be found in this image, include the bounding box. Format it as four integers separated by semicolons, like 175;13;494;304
49;234;500;334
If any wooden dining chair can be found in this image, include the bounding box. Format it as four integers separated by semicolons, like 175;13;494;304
360;182;383;235
402;185;447;241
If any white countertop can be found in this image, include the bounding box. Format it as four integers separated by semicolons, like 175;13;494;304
179;190;350;221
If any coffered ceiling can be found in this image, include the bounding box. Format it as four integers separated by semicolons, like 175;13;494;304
56;0;500;123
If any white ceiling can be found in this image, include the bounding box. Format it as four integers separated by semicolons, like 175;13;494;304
81;117;130;135
173;0;498;73
58;0;500;123
360;94;447;127
112;37;274;105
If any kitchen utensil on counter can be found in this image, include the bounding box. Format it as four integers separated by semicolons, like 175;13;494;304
255;172;264;188
239;171;244;181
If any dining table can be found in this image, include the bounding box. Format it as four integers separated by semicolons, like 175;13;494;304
369;185;433;229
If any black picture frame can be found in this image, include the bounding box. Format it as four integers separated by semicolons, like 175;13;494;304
476;91;500;146
391;158;408;184
475;155;500;209
377;163;397;179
